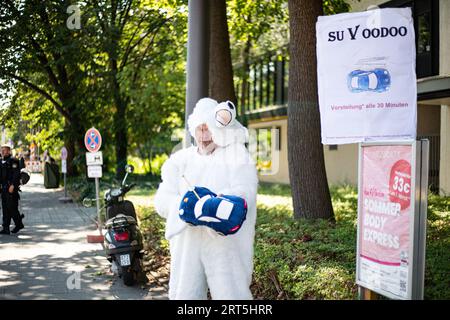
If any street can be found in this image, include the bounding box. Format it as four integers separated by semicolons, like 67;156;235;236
0;174;167;300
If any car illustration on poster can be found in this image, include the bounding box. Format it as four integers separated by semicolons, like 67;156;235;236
347;68;391;93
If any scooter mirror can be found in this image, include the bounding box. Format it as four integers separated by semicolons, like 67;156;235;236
82;198;93;208
125;164;134;173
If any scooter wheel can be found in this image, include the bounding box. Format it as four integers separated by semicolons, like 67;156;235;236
122;267;135;286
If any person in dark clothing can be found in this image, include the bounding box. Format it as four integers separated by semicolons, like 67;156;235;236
19;156;25;170
0;144;24;235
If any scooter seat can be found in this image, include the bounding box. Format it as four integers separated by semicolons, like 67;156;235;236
105;214;137;228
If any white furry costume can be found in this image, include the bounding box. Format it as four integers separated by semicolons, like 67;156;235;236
154;98;258;300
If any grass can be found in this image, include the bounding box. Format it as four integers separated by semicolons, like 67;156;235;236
423;193;450;299
67;177;450;299
252;185;358;299
251;184;449;300
138;204;171;280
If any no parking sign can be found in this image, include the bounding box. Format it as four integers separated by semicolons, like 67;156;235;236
84;127;102;153
84;127;103;230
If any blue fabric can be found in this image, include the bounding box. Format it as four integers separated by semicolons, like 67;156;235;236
179;187;247;236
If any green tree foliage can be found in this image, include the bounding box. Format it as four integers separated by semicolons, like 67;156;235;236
1;83;64;157
227;0;350;118
227;0;350;62
0;0;100;174
323;0;351;15
0;0;187;176
0;0;351;177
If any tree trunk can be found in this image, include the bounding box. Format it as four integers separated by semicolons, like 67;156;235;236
287;0;334;220
111;59;128;179
113;93;128;179
209;0;236;105
65;132;76;177
239;39;251;125
65;114;86;177
62;106;82;177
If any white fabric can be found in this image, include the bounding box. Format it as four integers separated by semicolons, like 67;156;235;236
210;122;249;147
187;98;217;139
154;143;258;300
316;8;417;144
186;97;248;147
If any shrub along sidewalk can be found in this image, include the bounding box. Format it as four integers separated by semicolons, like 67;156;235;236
69;178;450;299
253;184;449;299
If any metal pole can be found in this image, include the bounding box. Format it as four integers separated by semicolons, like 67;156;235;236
184;0;210;148
412;139;429;299
64;173;67;198
95;177;101;232
59;160;72;203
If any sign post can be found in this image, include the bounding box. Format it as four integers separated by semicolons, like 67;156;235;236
316;8;428;300
84;127;103;238
316;8;417;145
356;140;429;300
58;146;72;203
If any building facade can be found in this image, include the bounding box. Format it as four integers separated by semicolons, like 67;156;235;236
238;0;450;195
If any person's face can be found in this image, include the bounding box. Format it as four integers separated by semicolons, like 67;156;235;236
1;147;11;158
195;123;212;142
195;124;216;154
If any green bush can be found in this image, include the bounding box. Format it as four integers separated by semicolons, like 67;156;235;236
66;176;97;202
252;201;357;300
252;184;449;300
138;205;169;257
130;181;449;300
150;153;168;176
423;193;450;299
127;156;149;175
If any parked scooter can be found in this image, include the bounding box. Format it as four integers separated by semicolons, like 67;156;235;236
84;165;145;286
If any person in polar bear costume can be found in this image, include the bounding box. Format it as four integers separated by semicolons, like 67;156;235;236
209;99;249;147
154;97;258;300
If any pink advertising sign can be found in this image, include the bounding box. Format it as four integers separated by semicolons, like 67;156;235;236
357;143;415;299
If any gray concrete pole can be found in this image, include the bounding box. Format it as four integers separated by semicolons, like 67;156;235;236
184;0;210;147
95;177;101;233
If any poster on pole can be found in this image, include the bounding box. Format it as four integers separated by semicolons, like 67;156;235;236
356;141;428;300
316;8;417;145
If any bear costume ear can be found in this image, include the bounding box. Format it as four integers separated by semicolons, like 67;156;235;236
226;101;235;110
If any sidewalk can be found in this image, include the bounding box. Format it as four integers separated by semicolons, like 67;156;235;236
0;174;168;300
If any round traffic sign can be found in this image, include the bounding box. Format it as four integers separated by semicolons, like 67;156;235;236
84;127;102;153
61;146;68;160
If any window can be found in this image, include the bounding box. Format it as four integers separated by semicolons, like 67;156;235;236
250;126;281;174
381;0;439;78
417;12;431;54
329;145;338;151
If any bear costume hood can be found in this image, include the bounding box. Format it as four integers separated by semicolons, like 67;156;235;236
187;97;248;147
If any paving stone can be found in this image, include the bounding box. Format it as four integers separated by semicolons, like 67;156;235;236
0;174;168;300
